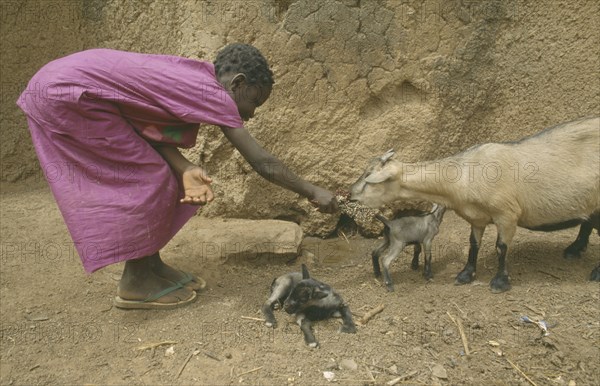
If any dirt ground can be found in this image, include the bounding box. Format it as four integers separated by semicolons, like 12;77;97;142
1;181;599;386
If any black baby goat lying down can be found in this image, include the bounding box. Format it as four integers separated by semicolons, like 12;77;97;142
261;264;356;348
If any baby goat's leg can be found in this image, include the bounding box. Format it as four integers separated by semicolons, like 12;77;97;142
411;243;421;271
456;226;485;285
422;239;433;280
590;263;600;282
297;315;318;348
262;285;291;328
371;237;389;277
381;240;406;292
490;219;517;293
261;299;279;328
338;304;357;334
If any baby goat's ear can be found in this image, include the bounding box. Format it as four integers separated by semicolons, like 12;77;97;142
312;286;329;300
301;264;310;280
365;168;394;184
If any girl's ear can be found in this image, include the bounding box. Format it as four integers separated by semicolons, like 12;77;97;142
230;73;247;91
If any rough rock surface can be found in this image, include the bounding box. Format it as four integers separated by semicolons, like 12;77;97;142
2;0;598;236
165;217;303;263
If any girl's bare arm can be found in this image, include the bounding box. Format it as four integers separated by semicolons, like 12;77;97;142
154;145;197;174
221;126;337;212
154;145;213;205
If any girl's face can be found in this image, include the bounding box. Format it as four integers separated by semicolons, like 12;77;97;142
223;73;272;122
234;82;272;122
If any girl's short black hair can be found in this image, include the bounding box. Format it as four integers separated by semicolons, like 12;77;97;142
214;43;275;87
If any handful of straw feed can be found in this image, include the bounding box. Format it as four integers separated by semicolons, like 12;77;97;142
335;190;381;224
335;190;383;234
335;190;435;235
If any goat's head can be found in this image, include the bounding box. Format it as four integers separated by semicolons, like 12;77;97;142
349;149;403;208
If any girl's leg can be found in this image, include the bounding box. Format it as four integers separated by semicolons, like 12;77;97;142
117;252;194;303
148;253;206;291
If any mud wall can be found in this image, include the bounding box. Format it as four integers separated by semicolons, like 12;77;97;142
2;0;598;235
1;1;84;182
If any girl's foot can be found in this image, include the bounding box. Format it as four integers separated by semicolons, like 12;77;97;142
116;254;196;308
148;253;207;291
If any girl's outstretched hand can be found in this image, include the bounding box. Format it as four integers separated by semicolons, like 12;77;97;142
309;187;339;213
181;166;214;205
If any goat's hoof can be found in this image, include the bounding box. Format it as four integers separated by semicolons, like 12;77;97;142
385;284;395;292
340;325;357;334
307;342;319;348
373;271;382;278
590;266;600;282
563;247;583;260
490;275;511;293
455;270;475;285
423;272;433;280
411;263;419;271
263;315;277;328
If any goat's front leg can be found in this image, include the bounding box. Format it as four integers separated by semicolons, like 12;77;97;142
422;240;433;280
297;314;318;348
381;240;405;292
456;226;485;285
338;304;357;334
490;219;517;293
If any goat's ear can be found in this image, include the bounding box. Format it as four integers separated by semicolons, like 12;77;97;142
312;286;329;299
365;168;394;184
380;149;395;163
301;264;310;280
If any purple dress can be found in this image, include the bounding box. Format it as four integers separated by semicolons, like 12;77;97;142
17;49;243;273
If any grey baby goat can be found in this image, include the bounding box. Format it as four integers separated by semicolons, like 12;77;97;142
372;204;446;291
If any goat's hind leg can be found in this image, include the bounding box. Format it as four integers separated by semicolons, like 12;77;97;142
456;226;485;285
588;214;600;281
261;298;279;328
590;263;600;282
338;304;357;334
262;285;292;328
411;243;421;271
564;220;593;259
297;315;319;348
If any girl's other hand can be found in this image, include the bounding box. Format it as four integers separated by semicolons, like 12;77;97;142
309;187;339;213
181;166;214;205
